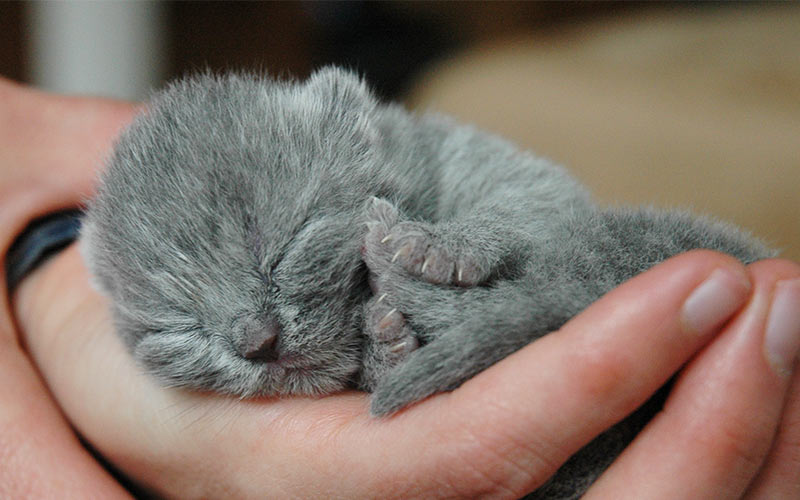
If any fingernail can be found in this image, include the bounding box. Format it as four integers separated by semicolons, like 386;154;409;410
764;279;800;377
682;268;751;336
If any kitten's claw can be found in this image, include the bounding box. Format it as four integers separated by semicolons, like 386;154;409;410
364;288;417;346
378;308;400;330
391;247;406;264
368;222;485;286
360;285;421;390
363;197;491;286
389;336;418;354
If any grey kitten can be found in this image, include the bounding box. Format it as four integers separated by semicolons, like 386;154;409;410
81;67;773;499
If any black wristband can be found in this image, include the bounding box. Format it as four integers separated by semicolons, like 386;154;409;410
4;210;83;292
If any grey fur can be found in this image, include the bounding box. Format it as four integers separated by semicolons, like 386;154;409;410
81;68;773;499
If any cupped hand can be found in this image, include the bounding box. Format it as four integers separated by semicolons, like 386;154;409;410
0;76;137;498
13;245;800;499
3;77;799;498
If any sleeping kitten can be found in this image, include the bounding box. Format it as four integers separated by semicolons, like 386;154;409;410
81;67;772;499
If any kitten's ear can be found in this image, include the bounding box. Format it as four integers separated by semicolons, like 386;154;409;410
306;66;377;109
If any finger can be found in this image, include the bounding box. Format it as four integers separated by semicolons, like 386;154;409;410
744;368;800;499
0;350;133;498
11;246;753;498
0;83;136;321
585;259;800;500
1;277;132;498
0;77;135;185
744;272;800;499
0;83;138;498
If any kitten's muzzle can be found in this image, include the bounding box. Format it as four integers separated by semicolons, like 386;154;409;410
236;316;282;362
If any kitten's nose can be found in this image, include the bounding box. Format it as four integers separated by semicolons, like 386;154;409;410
238;317;281;361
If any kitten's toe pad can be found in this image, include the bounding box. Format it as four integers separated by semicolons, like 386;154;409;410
364;290;420;349
385;222;434;277
366;293;406;342
382;222;485;286
362;196;488;286
360;290;420;390
452;256;485;287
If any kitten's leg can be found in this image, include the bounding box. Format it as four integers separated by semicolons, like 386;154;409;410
359;197;494;389
364;197;524;287
360;197;540;392
359;197;417;390
359;289;420;391
367;207;773;415
361;209;602;414
367;278;587;415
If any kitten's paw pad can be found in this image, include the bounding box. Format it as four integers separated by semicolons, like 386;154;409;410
364;291;420;347
361;196;490;286
383;222;435;277
382;222;487;286
452;256;486;287
366;293;406;341
360;290;420;391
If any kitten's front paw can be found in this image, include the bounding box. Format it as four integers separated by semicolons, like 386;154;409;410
359;289;420;391
359;198;507;396
362;197;488;287
364;291;419;350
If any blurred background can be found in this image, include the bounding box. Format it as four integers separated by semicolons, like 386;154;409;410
1;1;798;258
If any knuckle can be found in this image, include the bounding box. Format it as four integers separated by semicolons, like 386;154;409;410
700;410;771;474
748;259;800;282
569;345;633;404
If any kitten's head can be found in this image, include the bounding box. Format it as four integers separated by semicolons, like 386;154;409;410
82;67;386;397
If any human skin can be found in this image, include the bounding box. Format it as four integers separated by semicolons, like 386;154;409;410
2;76;799;498
0;78;136;498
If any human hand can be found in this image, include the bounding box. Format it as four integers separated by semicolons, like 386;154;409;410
0;76;137;497
3;76;799;498
13;242;800;498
